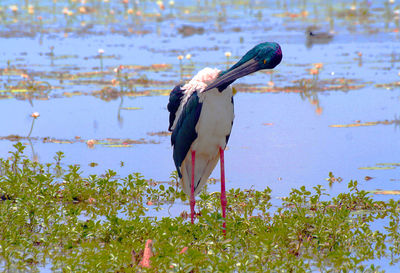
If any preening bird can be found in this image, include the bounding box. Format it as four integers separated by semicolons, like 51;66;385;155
167;42;282;228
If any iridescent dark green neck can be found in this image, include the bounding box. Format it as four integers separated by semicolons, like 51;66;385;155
219;45;261;77
215;42;282;92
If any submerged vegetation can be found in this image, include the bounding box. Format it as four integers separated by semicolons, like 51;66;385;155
0;143;399;272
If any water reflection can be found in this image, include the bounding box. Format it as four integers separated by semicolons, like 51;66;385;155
117;95;124;127
28;138;38;163
299;89;323;115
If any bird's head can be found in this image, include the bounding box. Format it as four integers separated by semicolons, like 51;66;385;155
205;42;282;92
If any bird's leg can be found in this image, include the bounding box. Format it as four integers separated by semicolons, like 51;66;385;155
190;150;196;224
219;147;227;236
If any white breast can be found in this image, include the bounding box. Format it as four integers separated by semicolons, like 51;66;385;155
192;86;234;155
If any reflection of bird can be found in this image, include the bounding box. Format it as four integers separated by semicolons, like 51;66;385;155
167;42;282;228
306;26;333;48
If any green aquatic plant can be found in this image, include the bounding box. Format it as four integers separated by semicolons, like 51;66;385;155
0;143;400;272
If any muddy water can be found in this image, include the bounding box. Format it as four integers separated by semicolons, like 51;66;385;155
0;0;399;201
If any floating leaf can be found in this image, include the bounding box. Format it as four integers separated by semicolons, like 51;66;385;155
375;81;400;90
330;120;396;128
376;163;400;167
358;166;395;170
369;190;400;195
359;162;400;170
330;122;377;128
63;91;83;97
10;89;29;93
120;107;142;110
54;54;79;60
147;131;171;137
89;162;98;167
102;144;132;148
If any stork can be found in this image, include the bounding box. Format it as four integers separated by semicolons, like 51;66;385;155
167;42;282;230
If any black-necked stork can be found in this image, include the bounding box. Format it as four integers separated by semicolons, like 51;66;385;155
167;42;282;229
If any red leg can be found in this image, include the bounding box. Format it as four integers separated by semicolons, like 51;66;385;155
219;147;227;236
190;150;196;224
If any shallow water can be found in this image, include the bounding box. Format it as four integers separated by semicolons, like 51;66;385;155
0;1;399;202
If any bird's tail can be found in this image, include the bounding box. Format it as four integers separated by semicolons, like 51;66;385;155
180;150;219;196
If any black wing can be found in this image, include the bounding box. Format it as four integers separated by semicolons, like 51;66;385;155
171;91;202;178
167;84;184;131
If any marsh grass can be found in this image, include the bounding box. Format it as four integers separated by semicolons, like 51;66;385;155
0;143;399;272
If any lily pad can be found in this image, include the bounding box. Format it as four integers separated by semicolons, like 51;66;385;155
102;144;133;148
376;163;400;167
358;166;396;170
120;107;142;110
330;120;397;128
359;163;400;170
369;190;400;195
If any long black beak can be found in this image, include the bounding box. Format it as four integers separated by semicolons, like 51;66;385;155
204;59;260;92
